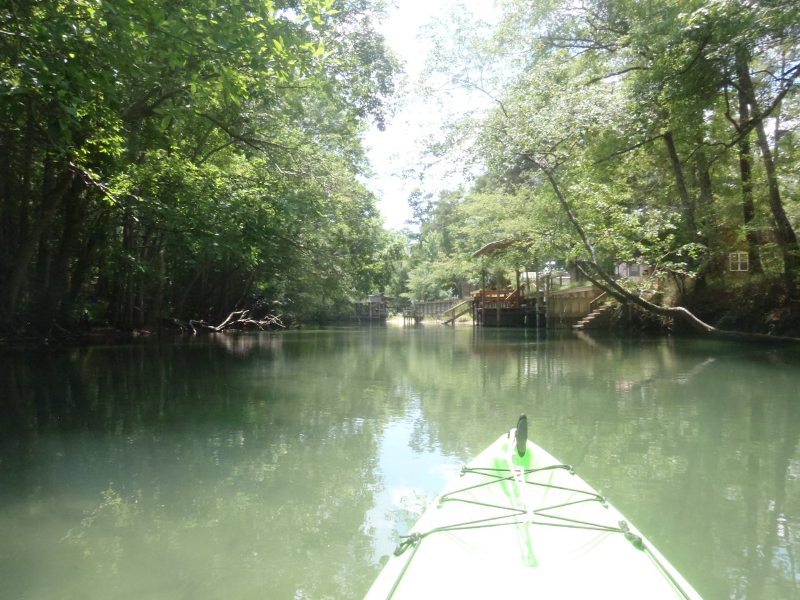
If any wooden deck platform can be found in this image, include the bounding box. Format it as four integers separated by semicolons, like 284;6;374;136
472;285;603;328
402;285;605;328
469;288;538;327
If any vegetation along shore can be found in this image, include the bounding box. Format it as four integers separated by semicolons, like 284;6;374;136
1;1;799;342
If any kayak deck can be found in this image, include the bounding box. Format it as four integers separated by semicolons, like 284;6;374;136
366;428;701;599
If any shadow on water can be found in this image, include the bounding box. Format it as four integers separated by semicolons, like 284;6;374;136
1;328;799;599
0;335;386;599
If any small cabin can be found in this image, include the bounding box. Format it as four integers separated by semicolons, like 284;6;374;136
355;294;389;322
614;261;651;279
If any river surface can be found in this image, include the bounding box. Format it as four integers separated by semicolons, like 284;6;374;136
1;326;799;599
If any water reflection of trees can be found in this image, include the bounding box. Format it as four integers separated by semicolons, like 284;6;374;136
1;331;799;599
0;334;391;598
385;330;800;600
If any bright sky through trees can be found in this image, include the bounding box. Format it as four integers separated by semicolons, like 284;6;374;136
364;0;497;230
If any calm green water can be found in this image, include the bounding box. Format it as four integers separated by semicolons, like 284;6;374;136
1;327;799;599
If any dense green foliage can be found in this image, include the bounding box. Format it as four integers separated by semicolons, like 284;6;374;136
5;0;799;333
0;0;399;330
398;0;800;331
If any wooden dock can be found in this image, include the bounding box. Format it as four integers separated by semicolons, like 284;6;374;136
402;285;605;328
472;288;541;327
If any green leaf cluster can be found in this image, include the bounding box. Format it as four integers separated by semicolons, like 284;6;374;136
0;0;400;329
397;0;800;310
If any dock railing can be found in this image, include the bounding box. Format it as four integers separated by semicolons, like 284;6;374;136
441;300;473;325
405;298;465;322
472;288;522;310
589;291;608;312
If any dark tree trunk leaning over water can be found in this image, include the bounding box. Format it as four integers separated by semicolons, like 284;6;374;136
662;131;697;243
537;163;800;344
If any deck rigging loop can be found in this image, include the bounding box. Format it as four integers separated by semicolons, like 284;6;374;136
393;463;625;561
619;519;645;551
383;460;697;600
393;533;422;557
384;463;629;600
373;421;702;600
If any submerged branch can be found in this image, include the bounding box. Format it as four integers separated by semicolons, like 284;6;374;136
164;310;285;334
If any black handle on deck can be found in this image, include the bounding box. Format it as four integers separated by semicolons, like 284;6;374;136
515;414;528;457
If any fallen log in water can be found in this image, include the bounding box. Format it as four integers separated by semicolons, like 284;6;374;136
163;310;285;334
213;309;285;331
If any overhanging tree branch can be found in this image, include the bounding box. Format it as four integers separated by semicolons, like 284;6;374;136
532;160;800;343
198;112;296;152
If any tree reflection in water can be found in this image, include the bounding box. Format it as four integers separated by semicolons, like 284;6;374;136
0;329;798;599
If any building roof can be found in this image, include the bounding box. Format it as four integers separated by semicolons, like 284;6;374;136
472;239;515;258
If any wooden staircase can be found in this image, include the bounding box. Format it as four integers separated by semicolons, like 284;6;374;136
573;301;616;331
442;300;473;325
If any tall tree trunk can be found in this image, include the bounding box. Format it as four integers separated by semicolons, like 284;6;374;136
20;97;35;249
737;50;799;292
135;226;155;329
663;130;704;299
121;208;136;329
41;179;86;325
152;243;166;328
62;223;105;322
34;220;52;312
0;160;74;327
734;76;763;274
0;100;35;273
0;129;15;271
176;269;203;318
695;146;713;210
662;131;697;241
691;143;714;294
